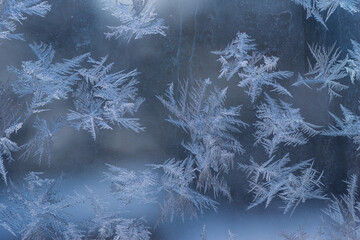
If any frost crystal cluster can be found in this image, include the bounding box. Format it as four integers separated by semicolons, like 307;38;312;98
1;0;360;239
0;0;51;40
158;79;246;199
68;56;144;140
323;104;360;150
0;84;23;184
290;0;360;28
84;185;151;240
293;44;348;101
322;175;360;240
254;94;320;156
20;116;65;165
8;42;89;114
346;40;360;83
239;154;327;215
0;172;84;239
212;32;293;102
102;0;167;41
150;157;217;222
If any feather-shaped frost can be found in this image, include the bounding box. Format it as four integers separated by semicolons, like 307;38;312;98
158;79;246;199
150;157;218;223
346;40;360;83
0;84;24;184
0;0;51;40
292;43;348;101
323;175;360;239
103;164;158;204
84;185;151;240
68;56;144;140
103;0;167;41
213;32;292;102
239;154;327;215
8;42;89;114
322;104;360;150
254;94;320;156
0;172;84;239
20;116;65;165
68;83;112;140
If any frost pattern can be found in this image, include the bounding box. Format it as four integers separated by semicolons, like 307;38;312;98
0;0;51;40
85;186;151;240
346;40;360;83
68;56;144;140
212;32;256;81
290;0;327;28
281;227;308;240
227;230;239;240
151;157;218;223
290;0;360;29
1;0;358;238
8;42;89;114
239;154;327;215
102;0;167;41
200;225;207;240
322;105;360;150
103;164;157;204
0;84;23;184
323;175;360;240
0;172;84;239
322;104;360;150
199;225;239;240
237;54;293;103
317;0;360;21
157;79;246;199
212;32;293;102
292;44;348;101
254;94;320;156
68;83;113;140
20;116;65;165
104;158;217;224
